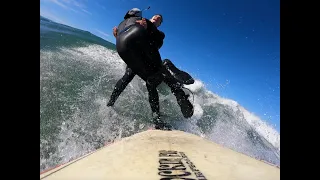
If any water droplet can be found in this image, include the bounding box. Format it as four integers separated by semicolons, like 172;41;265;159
139;124;145;129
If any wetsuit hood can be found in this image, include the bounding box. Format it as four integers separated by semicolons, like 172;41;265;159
124;8;142;19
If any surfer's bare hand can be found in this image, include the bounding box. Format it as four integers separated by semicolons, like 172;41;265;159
136;18;147;29
112;26;118;37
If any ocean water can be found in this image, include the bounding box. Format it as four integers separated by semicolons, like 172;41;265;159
40;16;280;172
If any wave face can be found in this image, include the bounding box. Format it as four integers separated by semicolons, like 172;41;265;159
40;16;280;172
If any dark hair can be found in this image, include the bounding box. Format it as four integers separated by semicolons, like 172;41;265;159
155;14;163;23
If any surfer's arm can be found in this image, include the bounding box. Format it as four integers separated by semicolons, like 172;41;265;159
135;18;147;29
144;19;165;49
156;31;165;49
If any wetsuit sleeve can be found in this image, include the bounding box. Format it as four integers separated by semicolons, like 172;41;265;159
156;31;165;49
146;19;165;49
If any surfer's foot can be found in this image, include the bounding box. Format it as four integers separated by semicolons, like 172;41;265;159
176;92;194;118
152;113;171;130
154;122;172;130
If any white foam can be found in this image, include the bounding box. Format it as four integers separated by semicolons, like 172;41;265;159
184;79;204;93
183;73;279;153
185;78;280;152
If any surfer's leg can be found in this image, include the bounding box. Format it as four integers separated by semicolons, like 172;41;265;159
146;82;170;130
146;82;160;117
163;77;194;118
162;59;195;85
107;66;136;106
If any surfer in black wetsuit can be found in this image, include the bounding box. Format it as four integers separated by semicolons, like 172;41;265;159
107;8;193;128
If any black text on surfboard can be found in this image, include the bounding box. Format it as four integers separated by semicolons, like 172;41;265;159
158;150;207;180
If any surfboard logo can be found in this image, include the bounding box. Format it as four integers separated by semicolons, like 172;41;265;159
158;150;207;180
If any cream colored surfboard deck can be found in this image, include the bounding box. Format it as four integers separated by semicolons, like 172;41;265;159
40;130;280;180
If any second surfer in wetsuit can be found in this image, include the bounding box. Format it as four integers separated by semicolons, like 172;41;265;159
107;12;164;107
108;8;193;127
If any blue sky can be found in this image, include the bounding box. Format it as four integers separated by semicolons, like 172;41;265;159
40;0;280;132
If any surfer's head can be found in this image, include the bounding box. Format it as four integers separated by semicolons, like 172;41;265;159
150;14;163;27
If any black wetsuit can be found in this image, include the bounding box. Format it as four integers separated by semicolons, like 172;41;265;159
108;17;193;120
115;17;163;79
